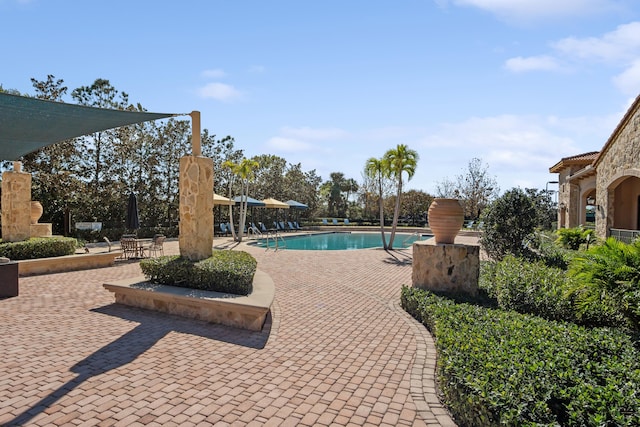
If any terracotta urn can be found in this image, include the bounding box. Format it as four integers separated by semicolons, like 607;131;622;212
30;201;43;225
428;198;464;244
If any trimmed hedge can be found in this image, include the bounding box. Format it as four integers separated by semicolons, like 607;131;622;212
480;256;577;323
0;237;78;260
139;250;257;295
401;286;640;426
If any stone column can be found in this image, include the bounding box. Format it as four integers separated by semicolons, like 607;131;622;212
178;155;214;261
412;240;479;297
1;162;32;242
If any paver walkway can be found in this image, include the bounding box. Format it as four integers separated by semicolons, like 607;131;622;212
0;236;468;426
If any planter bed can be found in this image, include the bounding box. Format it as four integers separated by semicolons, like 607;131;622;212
103;270;274;331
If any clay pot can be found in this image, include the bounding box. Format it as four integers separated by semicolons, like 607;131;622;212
428;198;464;244
30;201;43;225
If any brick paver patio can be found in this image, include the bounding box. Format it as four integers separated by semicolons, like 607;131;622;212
0;236;465;426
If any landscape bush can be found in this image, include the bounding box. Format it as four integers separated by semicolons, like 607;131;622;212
480;188;539;260
480;256;576;322
556;226;595;250
567;237;640;331
401;286;640;426
139;250;257;295
0;237;78;260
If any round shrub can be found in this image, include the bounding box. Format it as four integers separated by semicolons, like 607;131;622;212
480;188;538;261
140;250;257;295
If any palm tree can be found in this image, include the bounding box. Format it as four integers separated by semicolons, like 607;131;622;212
365;157;390;250
222;158;259;242
384;144;419;249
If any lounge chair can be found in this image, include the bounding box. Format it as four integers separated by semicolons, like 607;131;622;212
322;218;328;225
218;223;229;236
259;222;268;232
477;221;484;230
465;220;475;229
103;236;113;252
287;221;296;231
332;219;338;225
344;219;350;225
278;221;288;232
293;221;302;230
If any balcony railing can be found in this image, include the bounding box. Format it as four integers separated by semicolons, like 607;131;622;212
609;228;640;243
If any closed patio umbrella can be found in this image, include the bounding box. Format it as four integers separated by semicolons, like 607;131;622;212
126;192;140;230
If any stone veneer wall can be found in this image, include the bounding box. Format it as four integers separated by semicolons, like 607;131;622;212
178;155;214;261
595;103;640;238
412;240;479;297
1;168;32;242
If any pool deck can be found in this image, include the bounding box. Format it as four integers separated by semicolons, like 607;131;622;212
0;231;480;426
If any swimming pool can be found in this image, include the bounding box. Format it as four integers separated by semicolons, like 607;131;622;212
251;232;432;250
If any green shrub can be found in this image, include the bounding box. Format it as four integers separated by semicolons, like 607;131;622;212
556;226;595;250
140;250;257;295
480;256;576;322
0;237;78;260
401;286;640;426
480;188;538;261
567;237;640;331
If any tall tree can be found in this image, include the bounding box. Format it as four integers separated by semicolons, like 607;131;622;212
384;144;419;250
223;158;259;242
456;157;499;219
365;157;390;249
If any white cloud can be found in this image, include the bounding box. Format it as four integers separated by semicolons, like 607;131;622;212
201;69;227;79
504;55;563;72
613;59;640;95
280;126;349;140
266;137;315;152
439;0;622;22
197;82;242;101
552;22;640;63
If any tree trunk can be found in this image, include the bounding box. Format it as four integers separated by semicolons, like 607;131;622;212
377;175;387;250
388;177;402;249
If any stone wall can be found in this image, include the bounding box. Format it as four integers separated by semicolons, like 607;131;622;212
595;102;640;238
412;240;479;297
1;168;31;242
178;156;214;261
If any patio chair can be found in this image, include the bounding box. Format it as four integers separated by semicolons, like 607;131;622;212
147;235;166;257
119;237;137;260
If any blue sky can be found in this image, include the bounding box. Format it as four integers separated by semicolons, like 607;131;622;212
2;0;640;195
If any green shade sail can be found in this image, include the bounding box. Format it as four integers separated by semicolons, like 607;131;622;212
0;92;179;161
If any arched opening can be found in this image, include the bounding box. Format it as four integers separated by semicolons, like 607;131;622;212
611;176;640;230
583;189;596;225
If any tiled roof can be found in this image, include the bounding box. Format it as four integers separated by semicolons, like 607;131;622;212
549;151;600;173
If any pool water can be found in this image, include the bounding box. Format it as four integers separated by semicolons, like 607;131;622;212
252;232;432;250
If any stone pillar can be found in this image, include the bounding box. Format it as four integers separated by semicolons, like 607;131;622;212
412;240;479;297
1;162;32;242
179;155;214;261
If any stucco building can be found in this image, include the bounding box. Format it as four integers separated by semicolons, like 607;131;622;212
550;95;640;241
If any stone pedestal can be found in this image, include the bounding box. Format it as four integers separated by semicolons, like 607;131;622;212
30;223;53;238
179;155;214;261
412;240;479;297
1;167;32;242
